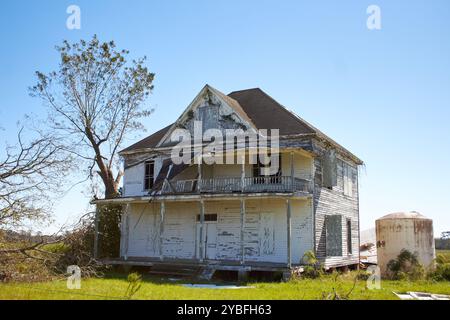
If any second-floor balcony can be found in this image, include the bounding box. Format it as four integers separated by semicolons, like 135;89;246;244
160;176;313;195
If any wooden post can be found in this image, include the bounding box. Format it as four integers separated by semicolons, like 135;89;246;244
159;201;165;261
93;205;100;259
290;151;295;191
124;204;130;261
287;198;292;268
240;198;246;265
197;154;202;193
199;199;205;262
241;154;245;192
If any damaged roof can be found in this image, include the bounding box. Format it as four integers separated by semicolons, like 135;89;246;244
119;86;362;164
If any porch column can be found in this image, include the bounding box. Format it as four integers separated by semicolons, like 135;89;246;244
159;201;165;261
290;151;295;191
286;198;292;268
240;198;246;265
197;154;202;193
123;204;130;261
199;199;205;262
241;154;245;192
93;205;100;259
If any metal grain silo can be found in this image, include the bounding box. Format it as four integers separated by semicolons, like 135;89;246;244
375;211;435;277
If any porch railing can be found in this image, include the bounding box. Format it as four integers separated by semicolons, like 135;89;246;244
161;176;312;195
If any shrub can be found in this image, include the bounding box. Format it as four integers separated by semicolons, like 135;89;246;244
428;254;450;281
301;251;323;279
387;249;425;280
124;272;142;300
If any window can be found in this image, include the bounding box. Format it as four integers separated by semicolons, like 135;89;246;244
252;153;281;183
346;219;352;255
343;163;353;196
325;215;343;256
144;161;155;190
322;151;337;189
196;214;217;222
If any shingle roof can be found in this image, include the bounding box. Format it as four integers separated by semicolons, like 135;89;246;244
228;88;316;135
120;124;172;153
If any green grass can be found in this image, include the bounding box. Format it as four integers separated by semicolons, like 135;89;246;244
1;272;449;300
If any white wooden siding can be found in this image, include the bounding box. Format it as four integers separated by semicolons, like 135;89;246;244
123;157;163;197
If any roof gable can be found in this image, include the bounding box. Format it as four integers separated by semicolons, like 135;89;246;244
156;84;257;147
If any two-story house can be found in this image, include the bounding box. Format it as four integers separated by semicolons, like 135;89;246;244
95;85;363;279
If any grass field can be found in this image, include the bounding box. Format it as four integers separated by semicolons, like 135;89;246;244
0;271;449;300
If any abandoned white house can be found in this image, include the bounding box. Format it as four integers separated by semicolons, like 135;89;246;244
95;85;363;277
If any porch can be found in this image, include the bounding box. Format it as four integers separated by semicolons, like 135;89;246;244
94;197;314;273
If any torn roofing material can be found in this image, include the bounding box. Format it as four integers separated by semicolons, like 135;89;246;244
151;159;190;193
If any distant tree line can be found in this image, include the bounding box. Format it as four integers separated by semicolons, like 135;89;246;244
435;232;450;250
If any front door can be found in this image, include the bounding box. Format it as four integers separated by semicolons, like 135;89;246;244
196;221;217;260
205;223;217;259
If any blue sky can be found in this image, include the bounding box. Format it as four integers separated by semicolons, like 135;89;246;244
0;0;449;235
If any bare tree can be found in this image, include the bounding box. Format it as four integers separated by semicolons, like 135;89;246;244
30;35;155;198
0;128;69;228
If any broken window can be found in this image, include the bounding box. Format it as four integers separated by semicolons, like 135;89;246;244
144;160;155;190
346;218;352;255
325;215;343;256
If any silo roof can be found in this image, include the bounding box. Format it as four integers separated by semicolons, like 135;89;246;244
378;211;430;220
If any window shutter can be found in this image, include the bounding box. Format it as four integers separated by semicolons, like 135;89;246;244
325;215;343;256
322;150;337;188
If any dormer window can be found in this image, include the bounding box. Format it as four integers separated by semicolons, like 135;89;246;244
144;160;155;190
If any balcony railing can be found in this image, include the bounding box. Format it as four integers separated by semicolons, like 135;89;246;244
161;176;312;195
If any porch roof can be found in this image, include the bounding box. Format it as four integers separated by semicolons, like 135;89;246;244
92;192;312;205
